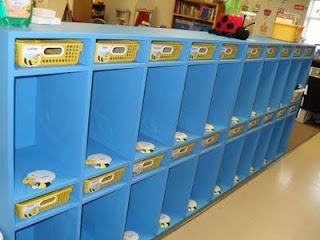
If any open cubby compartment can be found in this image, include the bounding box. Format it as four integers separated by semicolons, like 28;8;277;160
281;59;303;106
277;115;296;155
15;207;81;240
251;123;274;173
14;72;91;203
81;185;130;240
235;129;261;183
158;157;198;233
246;44;266;60
207;62;244;131
265;118;286;163
252;60;279;117
177;63;218;136
87;67;146;179
14;37;94;69
268;59;292;111
215;136;245;195
15;183;81;230
125;170;168;240
94;38;150;65
232;61;264;125
297;58;313;86
190;146;224;205
137;65;187;148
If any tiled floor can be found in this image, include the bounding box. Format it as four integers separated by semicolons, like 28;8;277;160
163;133;320;240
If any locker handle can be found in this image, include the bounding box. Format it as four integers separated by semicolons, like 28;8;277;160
40;196;57;207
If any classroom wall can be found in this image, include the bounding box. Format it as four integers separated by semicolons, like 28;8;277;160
240;0;311;36
59;0;310;37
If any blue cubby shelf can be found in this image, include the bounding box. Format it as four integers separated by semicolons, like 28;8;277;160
191;146;224;204
81;186;130;240
266;118;286;163
158;157;198;234
215;136;245;194
0;23;315;240
125;170;168;240
251;123;275;172
15;207;81;240
236;128;261;183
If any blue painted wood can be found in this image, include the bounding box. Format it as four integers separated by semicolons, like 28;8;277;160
0;22;315;240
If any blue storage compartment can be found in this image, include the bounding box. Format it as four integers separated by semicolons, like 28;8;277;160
207;63;243;132
190;146;224;206
125;170;167;240
251;123;274;172
87;68;146;179
16;207;80;240
14;72;91;203
236;129;261;182
233;61;263;123
252;60;278;116
268;60;292;110
215;136;245;195
266;118;286;162
81;186;130;240
158;158;197;233
277;115;296;155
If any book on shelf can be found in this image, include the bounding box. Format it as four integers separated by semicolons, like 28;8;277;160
199;5;215;20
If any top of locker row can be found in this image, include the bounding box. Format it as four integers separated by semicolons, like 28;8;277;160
2;22;315;68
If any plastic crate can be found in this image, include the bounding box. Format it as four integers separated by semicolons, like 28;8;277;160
190;43;216;60
277;108;287;118
248;117;260;130
281;46;293;57
15;186;73;219
83;167;125;193
264;112;274;123
246;45;263;59
172;142;195;160
132;154;164;176
94;40;140;63
149;41;182;61
305;47;314;57
271;22;304;43
265;45;278;58
15;39;83;67
202;133;220;148
293;47;303;57
220;44;238;59
228;124;244;138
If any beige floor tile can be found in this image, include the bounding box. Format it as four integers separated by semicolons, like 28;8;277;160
162;133;320;240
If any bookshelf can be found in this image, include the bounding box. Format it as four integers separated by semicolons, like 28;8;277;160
172;0;225;31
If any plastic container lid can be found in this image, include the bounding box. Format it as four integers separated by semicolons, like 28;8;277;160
175;131;188;141
159;213;171;228
136;141;155;153
123;231;139;240
23;170;56;189
205;123;215;132
188;199;197;211
85;154;112;169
